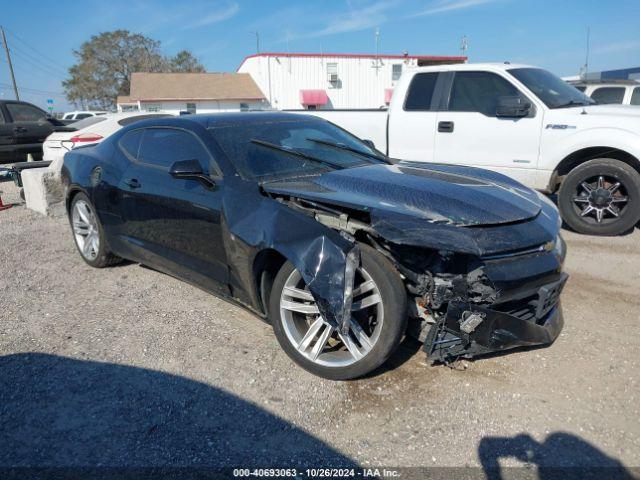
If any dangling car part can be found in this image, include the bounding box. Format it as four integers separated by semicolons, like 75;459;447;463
60;112;567;380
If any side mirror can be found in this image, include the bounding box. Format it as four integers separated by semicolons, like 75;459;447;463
169;159;215;189
362;139;376;149
496;96;531;118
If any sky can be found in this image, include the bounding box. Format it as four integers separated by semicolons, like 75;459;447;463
2;0;639;111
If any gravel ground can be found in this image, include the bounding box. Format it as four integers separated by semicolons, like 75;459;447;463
0;182;639;475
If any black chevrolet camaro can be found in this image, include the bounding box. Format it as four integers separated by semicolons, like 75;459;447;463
62;113;567;380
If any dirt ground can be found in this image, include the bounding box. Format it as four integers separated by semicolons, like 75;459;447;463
1;182;639;475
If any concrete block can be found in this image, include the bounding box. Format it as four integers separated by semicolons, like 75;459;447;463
22;167;65;217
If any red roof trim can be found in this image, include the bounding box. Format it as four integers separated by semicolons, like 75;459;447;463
237;52;467;70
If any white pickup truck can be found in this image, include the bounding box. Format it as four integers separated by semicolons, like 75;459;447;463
305;63;640;236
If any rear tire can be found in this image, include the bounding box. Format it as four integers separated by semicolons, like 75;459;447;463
269;243;407;380
558;158;640;236
68;192;121;268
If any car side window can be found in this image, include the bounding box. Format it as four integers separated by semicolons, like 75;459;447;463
75;113;92;120
590;87;625;104
0;108;5;124
6;103;47;122
138;128;220;175
629;87;640;106
449;71;524;116
118;129;144;161
404;73;439;111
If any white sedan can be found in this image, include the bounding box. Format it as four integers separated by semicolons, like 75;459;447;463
43;112;171;164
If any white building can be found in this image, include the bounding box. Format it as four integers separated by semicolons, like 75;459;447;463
237;52;466;110
116;72;267;113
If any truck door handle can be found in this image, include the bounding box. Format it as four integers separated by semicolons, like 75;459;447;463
438;121;454;133
125;178;141;189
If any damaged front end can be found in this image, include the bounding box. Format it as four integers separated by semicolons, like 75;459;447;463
260;181;567;364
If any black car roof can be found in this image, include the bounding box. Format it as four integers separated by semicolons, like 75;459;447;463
130;111;320;129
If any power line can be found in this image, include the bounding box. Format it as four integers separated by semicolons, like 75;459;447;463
0;82;65;96
8;42;68;77
8;46;67;80
4;27;68;76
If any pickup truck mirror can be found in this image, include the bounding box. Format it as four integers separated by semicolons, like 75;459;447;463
362;139;376;149
169;159;216;189
496;96;531;118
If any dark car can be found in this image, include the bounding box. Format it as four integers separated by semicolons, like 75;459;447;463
61;113;567;380
0;100;66;164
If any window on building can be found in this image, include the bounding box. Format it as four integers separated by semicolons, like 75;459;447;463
186;102;197;114
404;73;439;111
392;64;403;82
449;71;524;116
144;103;162;112
631;87;640;106
327;63;339;85
6;103;46;122
240;103;249;111
138;128;212;170
121;105;139;112
590;87;626;104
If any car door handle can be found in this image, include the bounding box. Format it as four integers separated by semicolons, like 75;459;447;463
125;178;141;189
13;126;27;133
438;121;454;133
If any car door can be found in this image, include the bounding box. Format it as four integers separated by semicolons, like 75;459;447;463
0;106;15;163
433;71;543;184
4;102;53;149
118;126;229;295
387;71;440;162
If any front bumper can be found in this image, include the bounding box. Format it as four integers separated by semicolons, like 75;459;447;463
424;273;567;362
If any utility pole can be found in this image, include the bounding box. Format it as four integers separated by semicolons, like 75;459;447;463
460;35;468;58
583;26;591;79
250;31;260;54
1;26;19;100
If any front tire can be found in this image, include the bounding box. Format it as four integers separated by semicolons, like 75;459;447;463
269;244;407;380
558;159;640;236
69;192;120;268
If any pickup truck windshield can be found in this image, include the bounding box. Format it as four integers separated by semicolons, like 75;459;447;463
210;119;386;182
508;68;595;109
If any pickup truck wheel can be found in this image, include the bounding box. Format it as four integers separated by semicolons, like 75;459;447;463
558;159;640;236
269;244;407;380
69;193;121;268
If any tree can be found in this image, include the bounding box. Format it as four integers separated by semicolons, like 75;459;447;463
63;30;205;110
168;50;206;73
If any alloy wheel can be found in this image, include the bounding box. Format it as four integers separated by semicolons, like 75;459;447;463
279;267;383;367
72;199;100;261
572;175;629;223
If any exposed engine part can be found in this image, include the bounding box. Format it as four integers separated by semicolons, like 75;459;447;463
459;311;485;334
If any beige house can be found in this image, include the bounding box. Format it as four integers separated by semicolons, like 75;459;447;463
116;72;267;113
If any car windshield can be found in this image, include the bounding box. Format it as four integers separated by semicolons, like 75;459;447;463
209;118;388;182
508;67;595;109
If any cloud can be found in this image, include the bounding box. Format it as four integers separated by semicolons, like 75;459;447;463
189;2;239;29
410;0;498;17
283;0;399;41
593;40;640;55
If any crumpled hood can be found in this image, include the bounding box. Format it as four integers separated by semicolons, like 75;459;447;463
262;162;542;226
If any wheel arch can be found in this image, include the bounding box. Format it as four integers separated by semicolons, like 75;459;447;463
65;186;90;214
252;248;288;318
548;146;640;192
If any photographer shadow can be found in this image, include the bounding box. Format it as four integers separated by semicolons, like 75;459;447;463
478;432;635;480
0;353;356;474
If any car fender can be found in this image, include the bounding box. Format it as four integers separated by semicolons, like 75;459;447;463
222;182;358;333
540;126;640;173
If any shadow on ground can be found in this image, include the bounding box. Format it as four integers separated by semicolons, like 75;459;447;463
479;432;636;480
0;353;356;471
